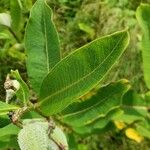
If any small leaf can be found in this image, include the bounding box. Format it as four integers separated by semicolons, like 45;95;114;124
78;23;95;38
11;70;30;105
0;13;11;27
0;101;19;115
25;0;61;94
10;0;22;31
136;4;150;89
51;126;68;150
38;30;129;116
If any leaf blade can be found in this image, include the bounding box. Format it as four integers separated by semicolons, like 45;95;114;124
25;0;61;94
38;30;129;115
60;80;130;127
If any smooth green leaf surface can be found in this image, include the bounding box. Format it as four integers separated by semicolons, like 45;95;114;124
60;80;130;127
0;101;19;115
0;115;10;128
25;0;61;94
38;30;129;115
136;4;150;89
0;124;20;138
11;70;30;105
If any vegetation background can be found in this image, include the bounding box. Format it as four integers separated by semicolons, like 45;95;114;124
0;0;150;149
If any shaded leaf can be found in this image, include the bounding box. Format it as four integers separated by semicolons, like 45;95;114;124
38;30;129;115
0;115;10;128
25;0;61;94
10;0;22;31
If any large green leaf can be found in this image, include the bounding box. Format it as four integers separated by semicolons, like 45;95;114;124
11;70;30;105
25;0;61;94
38;30;129;116
0;101;19;115
60;80;130;127
136;4;150;89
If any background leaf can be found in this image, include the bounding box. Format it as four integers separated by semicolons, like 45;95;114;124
136;4;150;89
38;30;129;116
114;90;149;124
10;0;22;32
25;0;61;94
0;101;19;115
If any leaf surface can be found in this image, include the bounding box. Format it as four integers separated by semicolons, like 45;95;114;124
0;124;20;138
61;80;130;127
38;30;129;115
0;101;19;115
25;0;60;94
114;90;149;124
136;4;150;89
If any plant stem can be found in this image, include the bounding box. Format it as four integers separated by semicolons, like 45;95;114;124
8;28;21;43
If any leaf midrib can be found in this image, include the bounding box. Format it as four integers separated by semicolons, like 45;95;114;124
40;33;126;104
43;6;50;73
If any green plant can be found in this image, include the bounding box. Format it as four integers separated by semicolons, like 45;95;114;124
1;0;150;150
0;0;132;149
